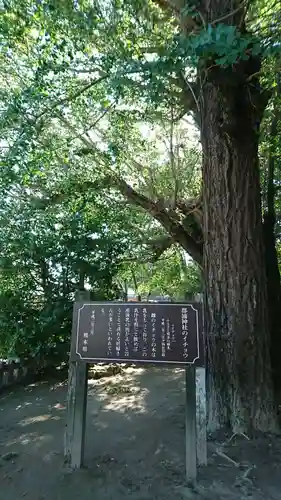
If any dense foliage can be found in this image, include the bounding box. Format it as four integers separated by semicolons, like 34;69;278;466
0;185;130;359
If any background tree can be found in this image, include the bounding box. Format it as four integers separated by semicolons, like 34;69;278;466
259;67;281;388
117;247;202;301
0;179;136;361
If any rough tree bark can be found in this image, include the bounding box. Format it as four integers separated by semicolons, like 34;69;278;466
201;59;277;432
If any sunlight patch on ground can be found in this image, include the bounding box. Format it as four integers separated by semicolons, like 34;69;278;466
125;367;146;375
100;389;150;414
52;403;66;410
15;401;33;410
87;366;146;389
87;368;152;414
18;414;61;427
91;419;109;430
5;431;53;448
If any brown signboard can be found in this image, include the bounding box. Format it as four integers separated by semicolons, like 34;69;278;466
70;302;204;366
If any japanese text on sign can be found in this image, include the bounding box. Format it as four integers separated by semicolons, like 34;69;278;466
72;302;203;366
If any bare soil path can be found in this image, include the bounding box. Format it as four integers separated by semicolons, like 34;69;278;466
1;366;281;499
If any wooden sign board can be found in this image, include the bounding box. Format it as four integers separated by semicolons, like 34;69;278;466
70;302;204;366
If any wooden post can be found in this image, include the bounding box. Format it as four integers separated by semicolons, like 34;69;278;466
195;367;207;466
64;361;88;468
64;290;90;469
185;365;197;485
193;293;207;467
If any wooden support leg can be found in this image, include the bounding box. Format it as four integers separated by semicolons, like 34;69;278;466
185;366;197;485
196;367;207;466
64;361;88;468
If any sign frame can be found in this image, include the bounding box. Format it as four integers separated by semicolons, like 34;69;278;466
70;301;204;367
65;299;207;486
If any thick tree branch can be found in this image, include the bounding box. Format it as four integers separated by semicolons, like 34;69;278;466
176;196;203;226
146;235;174;261
112;176;203;265
31;171;203;265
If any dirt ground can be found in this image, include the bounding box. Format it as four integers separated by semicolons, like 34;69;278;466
1;366;281;500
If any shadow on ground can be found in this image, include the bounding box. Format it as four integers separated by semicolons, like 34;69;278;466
1;366;281;500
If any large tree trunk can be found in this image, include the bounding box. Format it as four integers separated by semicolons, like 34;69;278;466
201;61;278;433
